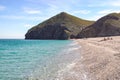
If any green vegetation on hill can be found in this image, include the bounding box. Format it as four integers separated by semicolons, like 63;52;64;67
26;12;120;39
39;12;93;26
77;13;120;38
29;12;94;32
26;12;94;39
108;13;120;17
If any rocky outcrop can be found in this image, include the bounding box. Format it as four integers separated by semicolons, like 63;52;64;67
25;12;94;40
77;13;120;38
25;23;71;40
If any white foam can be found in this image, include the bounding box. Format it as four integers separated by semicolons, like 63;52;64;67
25;41;82;80
55;62;77;80
67;46;81;52
69;42;78;46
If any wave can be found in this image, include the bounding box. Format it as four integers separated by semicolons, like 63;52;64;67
24;40;82;80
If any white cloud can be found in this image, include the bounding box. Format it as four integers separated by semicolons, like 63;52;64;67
0;15;49;22
89;15;103;20
47;4;58;11
108;0;120;7
44;3;67;17
23;7;41;14
0;15;25;19
0;5;6;11
73;10;90;14
87;0;120;7
88;3;106;7
98;10;120;15
98;10;112;15
0;32;24;39
24;24;34;28
89;9;120;20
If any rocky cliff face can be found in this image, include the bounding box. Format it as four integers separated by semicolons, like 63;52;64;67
25;23;70;40
77;13;120;38
25;12;94;40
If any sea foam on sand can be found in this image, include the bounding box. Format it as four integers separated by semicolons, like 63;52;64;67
55;41;88;80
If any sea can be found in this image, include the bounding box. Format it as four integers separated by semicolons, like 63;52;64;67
0;39;81;80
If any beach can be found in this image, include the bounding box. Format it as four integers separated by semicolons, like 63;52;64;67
1;37;120;80
71;36;120;80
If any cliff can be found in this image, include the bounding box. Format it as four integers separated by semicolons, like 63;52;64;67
77;13;120;38
25;12;94;40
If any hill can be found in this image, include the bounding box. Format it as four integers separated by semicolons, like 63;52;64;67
77;13;120;38
25;12;94;40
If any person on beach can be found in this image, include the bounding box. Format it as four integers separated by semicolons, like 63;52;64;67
99;37;113;42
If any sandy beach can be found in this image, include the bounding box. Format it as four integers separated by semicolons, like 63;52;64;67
70;36;120;80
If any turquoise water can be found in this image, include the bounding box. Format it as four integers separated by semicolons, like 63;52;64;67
0;39;81;80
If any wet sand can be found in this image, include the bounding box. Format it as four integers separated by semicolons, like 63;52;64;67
72;36;120;80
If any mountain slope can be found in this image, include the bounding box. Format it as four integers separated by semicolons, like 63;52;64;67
77;13;120;38
25;12;94;40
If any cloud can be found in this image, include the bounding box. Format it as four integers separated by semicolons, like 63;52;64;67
89;0;120;7
73;10;90;14
0;15;25;19
24;24;34;28
98;10;113;15
25;0;93;20
0;15;49;22
26;0;48;4
98;9;120;15
89;9;120;20
87;0;120;7
89;15;103;20
0;5;6;11
108;0;120;7
23;7;41;14
47;4;58;12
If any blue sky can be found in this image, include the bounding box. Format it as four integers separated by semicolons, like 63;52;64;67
0;0;120;38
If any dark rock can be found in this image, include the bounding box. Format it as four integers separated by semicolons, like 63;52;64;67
25;23;70;40
25;12;93;40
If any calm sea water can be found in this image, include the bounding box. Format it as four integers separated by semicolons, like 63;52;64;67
0;39;81;80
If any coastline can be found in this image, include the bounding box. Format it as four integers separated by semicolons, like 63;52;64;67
72;36;120;80
1;37;120;80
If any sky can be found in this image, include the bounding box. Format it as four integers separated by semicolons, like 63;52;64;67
0;0;120;39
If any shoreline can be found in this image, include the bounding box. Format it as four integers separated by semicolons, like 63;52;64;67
54;41;83;80
72;36;120;80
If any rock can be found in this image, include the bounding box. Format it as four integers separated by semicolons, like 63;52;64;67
25;23;70;40
77;13;120;38
25;12;94;40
